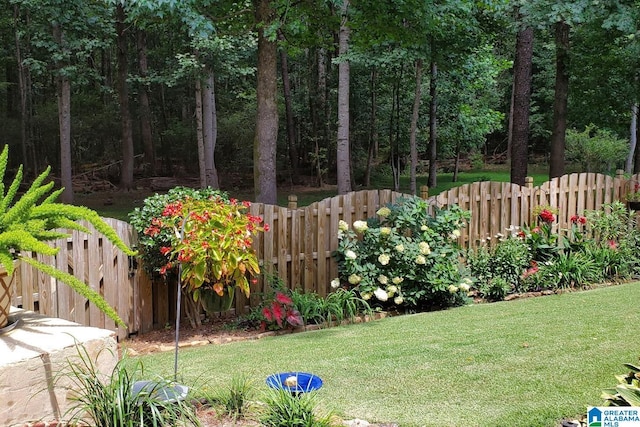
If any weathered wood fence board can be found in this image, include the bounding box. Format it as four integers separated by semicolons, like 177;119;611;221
10;172;640;337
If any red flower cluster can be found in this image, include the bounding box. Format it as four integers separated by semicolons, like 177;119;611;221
570;214;587;225
538;209;555;223
261;292;303;329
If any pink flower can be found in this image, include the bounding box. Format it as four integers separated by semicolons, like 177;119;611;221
538;209;555;223
275;292;293;305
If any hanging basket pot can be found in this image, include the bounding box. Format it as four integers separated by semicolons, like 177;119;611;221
627;201;640;211
199;287;235;315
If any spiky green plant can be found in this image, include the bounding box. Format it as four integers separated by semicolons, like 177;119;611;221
0;145;136;326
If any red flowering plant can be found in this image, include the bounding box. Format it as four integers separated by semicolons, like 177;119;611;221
156;196;269;302
520;205;560;261
260;291;303;331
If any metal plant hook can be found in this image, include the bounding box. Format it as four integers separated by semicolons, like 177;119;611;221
174;212;191;381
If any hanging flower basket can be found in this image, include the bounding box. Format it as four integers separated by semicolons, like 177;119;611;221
199;287;235;315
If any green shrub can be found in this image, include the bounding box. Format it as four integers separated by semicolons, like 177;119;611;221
260;388;335;427
128;186;226;277
467;235;531;295
333;197;472;311
565;124;628;173
478;276;512;302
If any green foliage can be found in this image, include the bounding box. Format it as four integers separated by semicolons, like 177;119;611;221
334;197;472;311
0;145;135;326
478;276;512;302
61;346;200;427
602;361;640;407
585;201;635;244
565;124;628;172
466;235;531;295
211;374;254;418
260;388;335;427
128;186;227;277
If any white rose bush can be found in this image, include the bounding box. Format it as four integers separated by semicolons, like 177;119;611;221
333;196;473;311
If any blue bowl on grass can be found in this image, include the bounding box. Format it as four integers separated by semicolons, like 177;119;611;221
266;372;323;394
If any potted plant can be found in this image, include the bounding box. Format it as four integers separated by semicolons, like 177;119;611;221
0;145;136;329
144;194;268;325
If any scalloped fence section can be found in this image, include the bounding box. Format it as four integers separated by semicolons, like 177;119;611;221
9;171;640;336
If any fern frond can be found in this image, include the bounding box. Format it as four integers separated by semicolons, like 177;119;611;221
0;165;24;213
0;145;8;197
0;229;60;255
19;255;126;327
0;180;55;227
0;249;15;276
42;187;64;205
29;230;71;241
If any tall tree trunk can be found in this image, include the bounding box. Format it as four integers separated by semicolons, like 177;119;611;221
116;4;134;191
279;31;299;184
52;23;73;204
629;103;638;174
364;67;377;187
510;25;534;186
549;20;570;179
202;70;219;188
409;59;423;195
336;0;351;194
317;47;329;155
254;0;278;204
195;79;206;187
14;5;34;176
427;56;438;188
137;29;155;176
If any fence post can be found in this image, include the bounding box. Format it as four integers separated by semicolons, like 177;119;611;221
288;195;298;209
420;185;429;200
525;176;533;188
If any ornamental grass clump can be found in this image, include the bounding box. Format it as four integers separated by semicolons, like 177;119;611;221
0;145;135;326
333;196;472;311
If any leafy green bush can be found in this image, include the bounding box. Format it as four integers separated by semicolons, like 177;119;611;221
478;276;512;302
260;388;335;427
333;197;472;311
466;235;531;296
565;124;628;173
129;186;226;276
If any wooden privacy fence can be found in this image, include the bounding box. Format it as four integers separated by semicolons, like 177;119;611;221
10;171;640;338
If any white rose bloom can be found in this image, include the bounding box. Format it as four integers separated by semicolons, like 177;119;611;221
361;292;372;300
380;227;391;236
394;296;404;305
345;250;357;260
448;285;459;294
353;220;368;233
331;278;341;289
338;220;349;231
378;253;390;265
395;244;404;253
378;275;389;285
459;283;470;292
420;225;429;231
415;255;427;265
374;287;388;302
392;277;404;285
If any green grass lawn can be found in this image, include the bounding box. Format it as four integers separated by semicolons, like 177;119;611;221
129;282;640;427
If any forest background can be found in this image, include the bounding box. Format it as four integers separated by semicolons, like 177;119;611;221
1;0;639;207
